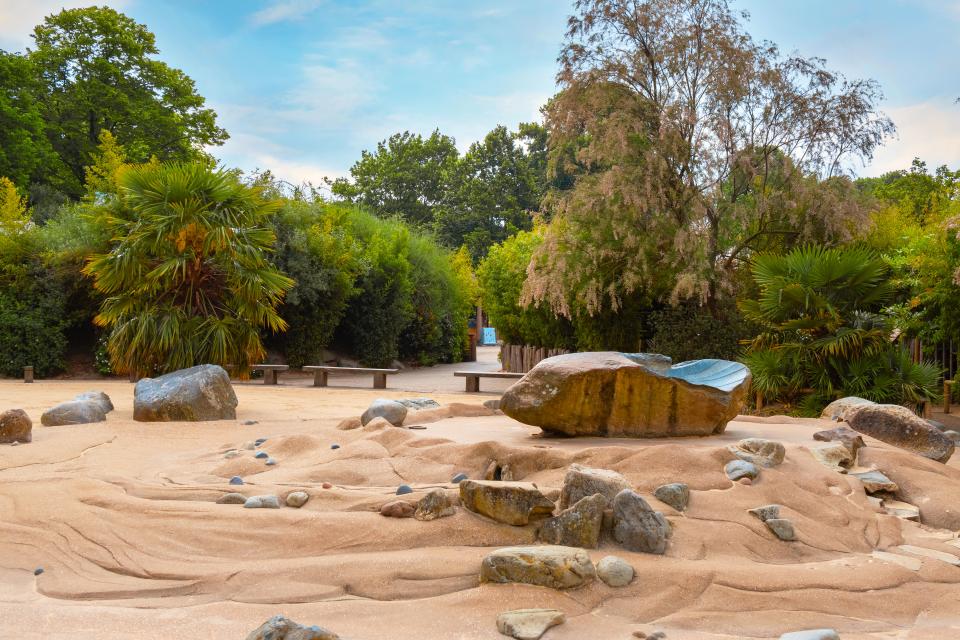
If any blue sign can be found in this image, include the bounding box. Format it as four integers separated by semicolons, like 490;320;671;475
482;327;497;345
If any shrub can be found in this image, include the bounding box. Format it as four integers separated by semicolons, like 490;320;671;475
647;301;746;362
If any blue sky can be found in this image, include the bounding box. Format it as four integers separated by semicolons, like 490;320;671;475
2;0;958;185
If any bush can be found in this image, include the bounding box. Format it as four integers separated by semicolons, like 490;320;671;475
647;301;746;361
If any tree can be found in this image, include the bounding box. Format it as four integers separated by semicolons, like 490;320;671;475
0;177;31;234
329;130;459;226
83;163;293;377
524;0;893;318
29;7;227;196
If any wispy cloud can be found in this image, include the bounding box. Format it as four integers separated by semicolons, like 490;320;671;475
249;0;324;27
865;99;960;174
0;0;130;50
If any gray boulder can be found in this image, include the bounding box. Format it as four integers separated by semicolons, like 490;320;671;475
653;483;689;512
396;398;440;411
245;615;339;640
821;396;874;421
0;409;32;443
729;438;785;467
360;398;408;427
596;555;634;587
74;391;114;414
559;464;632;509
538;493;606;548
243;495;281;509
844;402;954;463
414;488;456;521
725;460;759;481
40;400;107;426
133;365;237;421
612;489;671;554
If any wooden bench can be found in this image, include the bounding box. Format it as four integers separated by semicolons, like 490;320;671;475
946;379;956;414
454;370;524;392
251;364;289;385
302;366;400;389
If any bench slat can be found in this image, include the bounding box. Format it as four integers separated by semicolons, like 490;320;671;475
453;371;524;378
303;366;399;373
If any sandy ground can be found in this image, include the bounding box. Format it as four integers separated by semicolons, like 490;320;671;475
1;375;959;640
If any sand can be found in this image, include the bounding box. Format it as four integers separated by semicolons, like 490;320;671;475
1;379;959;640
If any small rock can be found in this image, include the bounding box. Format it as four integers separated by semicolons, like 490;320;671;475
739;477;752;486
483;398;501;412
243;495;281;509
380;500;415;518
653;483;689;512
245;614;340;640
0;409;31;444
851;469;898;494
217;492;247;504
538;493;606;548
729;438;785;467
480;545;596;589
223;450;240;459
34;567;43;576
596;555;634;587
11;441;18;446
322;482;332;489
264;458;277;466
406;424;426;430
496;609;565;640
40;400;107;427
414;488;456;521
229;476;244;485
330;444;340;450
360;398;408;427
255;438;267;446
397;398;441;411
74;391;114;413
254;451;268;459
813;425;865;457
748;504;781;522
460;480;555;526
634;631;667;639
725;460;759;481
242;419;258;425
559;464;632;510
811;443;854;472
451;472;468;484
779;630;839;640
286;491;309;508
396;484;413;495
765;518;796;541
612;489;671;554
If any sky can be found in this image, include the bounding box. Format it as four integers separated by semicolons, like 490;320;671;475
1;0;958;186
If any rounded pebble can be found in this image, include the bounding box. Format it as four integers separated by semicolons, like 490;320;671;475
265;458;277;466
396;484;413;495
330;444;340;450
34;567;43;576
739;477;753;486
242;420;258;425
597;555;635;587
322;482;332;489
254;451;268;459
286;491;310;508
243;495;281;509
216;492;247;504
451;472;468;484
229;476;244;485
255;438;267;445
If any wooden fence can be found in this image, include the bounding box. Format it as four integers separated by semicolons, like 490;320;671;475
499;343;571;373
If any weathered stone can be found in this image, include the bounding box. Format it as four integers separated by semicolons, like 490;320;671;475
500;352;750;437
229;476;244;485
414;488;456;521
396;484;413;495
380;500;415;518
360;399;408;427
73;391;113;414
559;464;632;510
811;443;854;472
460;480;554;526
483;398;501;411
944;430;960;444
765;518;796;541
748;504;780;522
896;544;960;566
496;609;565;640
729;438;785;468
243;495;280;509
612;489;671;554
653;483;689;512
216;492;247;504
0;409;31;443
40;400;107;426
133;365;237;421
480;545;596;589
396;397;441;411
813;425;865;459
245;615;339;640
286;491;309;508
451;472;468;484
882;499;920;521
538;493;605;548
844;403;954;463
821;396;874;421
779;630;839;640
596;555;634;587
725;460;759;481
851;469;899;493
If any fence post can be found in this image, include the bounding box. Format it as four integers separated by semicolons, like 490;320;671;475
24;366;33;383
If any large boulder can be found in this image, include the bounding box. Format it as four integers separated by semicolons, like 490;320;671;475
500;352;750;437
245;615;339;640
0;409;31;443
460;480;555;526
74;391;114;414
558;464;632;510
480;545;596;589
821;396;874;421
360;398;407;427
40;400;107;426
844;403;954;463
133;365;237;422
537;493;605;548
612;489;671;554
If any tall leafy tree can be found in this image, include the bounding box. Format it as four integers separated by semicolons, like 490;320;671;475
524;0;894;317
28;7;227;196
84;163;293;377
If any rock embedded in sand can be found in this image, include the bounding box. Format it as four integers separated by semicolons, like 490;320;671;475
813;425;865;457
460;480;555;526
748;504;780;522
500;352;750;437
414;488;456;521
653;483;689;512
944;430;960;444
34;567;43;576
483;398;501;412
133;364;237;421
217;492;247;504
559;464;632;510
811;443;855;472
223;450;240;459
330;444;340;450
821;396;874;421
397;398;441;411
596;555;634;587
396;484;413;495
73;391;114;414
360;399;408;427
264;458;277;466
844;403;954;463
612;489;671;554
779;630;839;640
40;399;107;426
451;472;468;484
0;409;32;444
380;500;415;518
229;476;244;485
495;608;565;640
851;470;899;494
243;495;280;509
538;493;605;548
765;518;797;541
729;438;785;468
321;482;332;489
254;451;268;459
245;614;340;640
286;491;309;508
480;545;596;589
725;460;759;481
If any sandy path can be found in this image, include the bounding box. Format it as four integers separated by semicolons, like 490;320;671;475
1;380;959;639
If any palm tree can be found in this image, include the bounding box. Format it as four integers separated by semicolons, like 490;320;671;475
740;245;939;413
84;162;294;377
